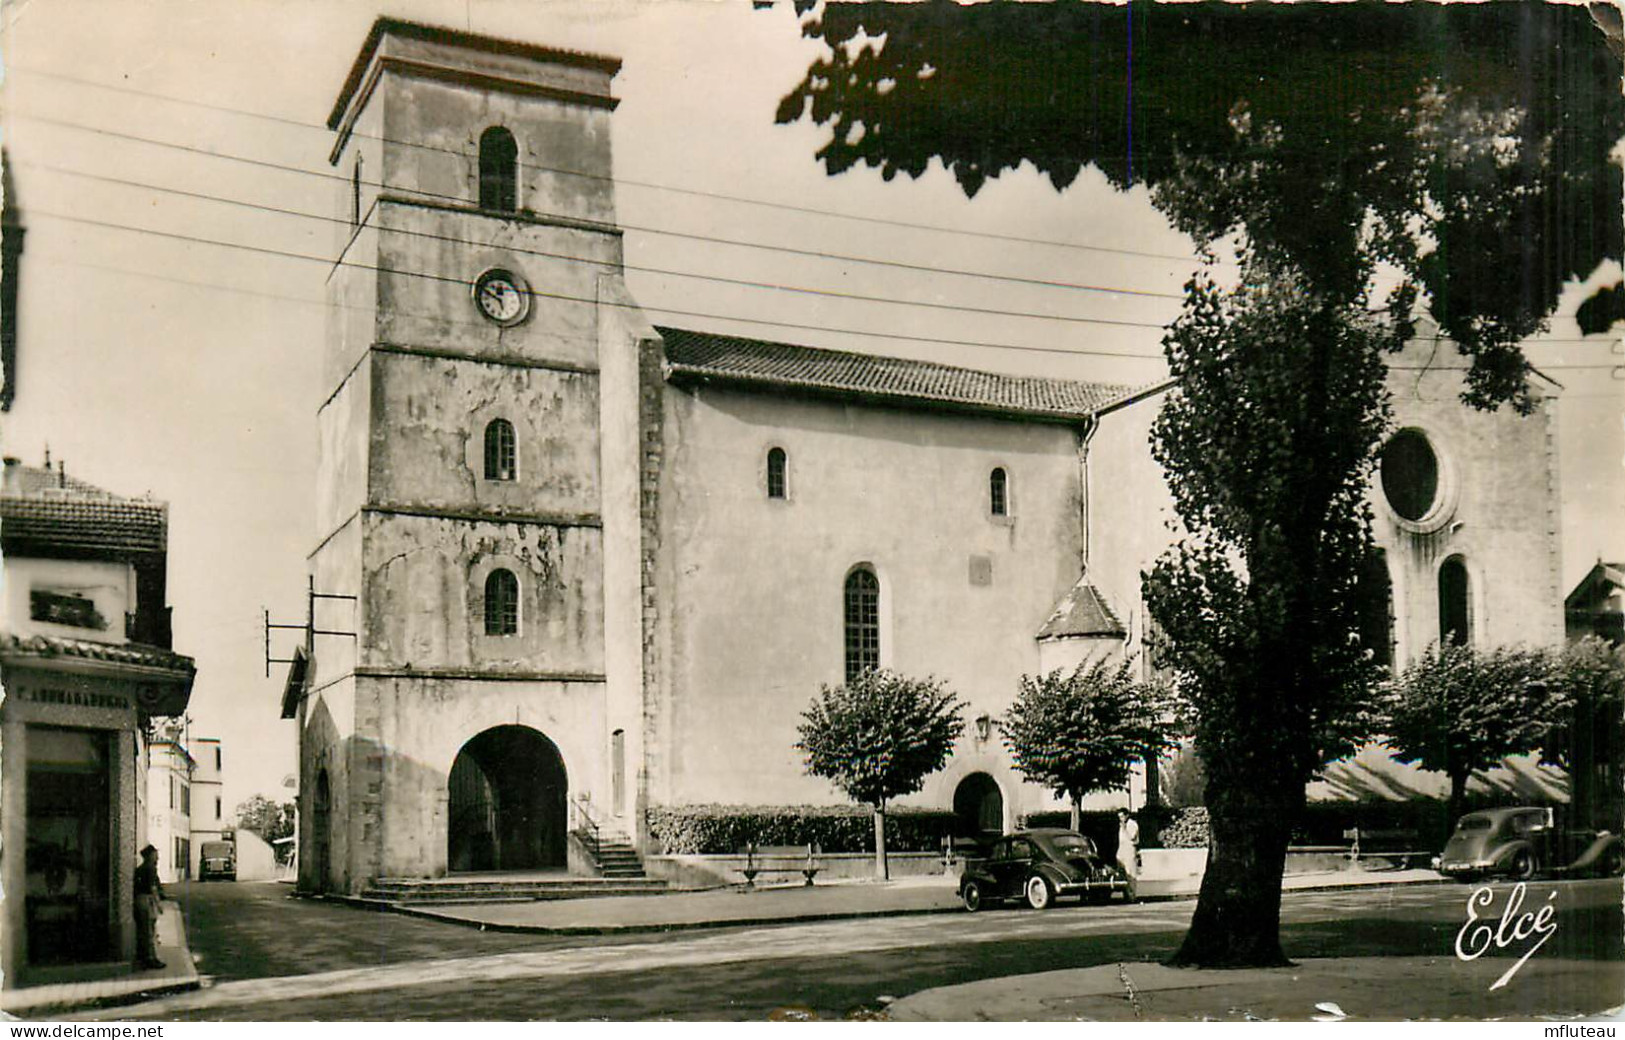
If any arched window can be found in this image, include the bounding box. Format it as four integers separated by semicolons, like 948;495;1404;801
484;419;516;481
478;126;518;212
1439;556;1471;646
1355;549;1394;671
989;467;1009;517
766;447;788;499
844;567;880;682
485;568;519;636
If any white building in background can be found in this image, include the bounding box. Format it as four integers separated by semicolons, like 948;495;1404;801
186;736;226;878
145;728;193;884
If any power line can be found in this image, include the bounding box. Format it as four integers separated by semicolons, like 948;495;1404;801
7;63;1208;264
13;109;1618;337
28;208;1171;362
19;158;1186;333
9;111;1195;305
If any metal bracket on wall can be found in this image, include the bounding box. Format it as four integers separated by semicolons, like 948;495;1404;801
263;575;358;678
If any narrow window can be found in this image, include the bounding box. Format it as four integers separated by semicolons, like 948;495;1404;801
215;796;222;821
990;467;1008;517
484;419;516;481
1439;556;1471;646
844;568;880;683
215;747;222;771
350;154;363;226
485;568;519;636
1355;549;1394;671
181;783;191;815
766;447;787;499
478;126;519;212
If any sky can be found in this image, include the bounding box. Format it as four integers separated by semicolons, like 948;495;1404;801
1;0;1620;813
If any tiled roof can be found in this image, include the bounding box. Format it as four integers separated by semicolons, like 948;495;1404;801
657;327;1128;421
2;465;167;555
1037;578;1127;640
0;632;195;675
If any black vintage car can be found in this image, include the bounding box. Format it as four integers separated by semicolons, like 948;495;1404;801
958;828;1130;911
1436;807;1625;882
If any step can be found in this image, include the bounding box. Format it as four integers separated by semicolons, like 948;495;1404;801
364;876;668;904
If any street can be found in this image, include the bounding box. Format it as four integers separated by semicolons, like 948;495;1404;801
71;877;1624;1021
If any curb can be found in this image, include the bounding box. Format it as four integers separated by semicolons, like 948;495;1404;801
310;875;1452;936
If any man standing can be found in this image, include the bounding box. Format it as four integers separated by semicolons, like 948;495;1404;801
133;844;165;970
1116;808;1140;899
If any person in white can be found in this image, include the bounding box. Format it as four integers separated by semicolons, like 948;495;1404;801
1116;808;1140;898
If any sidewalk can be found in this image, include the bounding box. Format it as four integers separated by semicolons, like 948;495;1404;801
0;902;200;1017
887;955;1625;1021
394;866;1444;935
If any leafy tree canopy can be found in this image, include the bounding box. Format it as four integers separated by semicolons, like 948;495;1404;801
235;794;296;843
1383;642;1555;816
1001;657;1177;806
795;669;965;809
778;1;1623;408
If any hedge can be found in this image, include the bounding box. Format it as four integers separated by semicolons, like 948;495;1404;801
646;804;961;855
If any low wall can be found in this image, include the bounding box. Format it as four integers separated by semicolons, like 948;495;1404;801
646;851;951;889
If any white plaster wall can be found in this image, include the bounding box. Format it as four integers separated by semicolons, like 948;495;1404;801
656;385;1088;809
4;557;135;645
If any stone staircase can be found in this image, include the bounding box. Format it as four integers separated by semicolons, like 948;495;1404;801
362;873;667;905
583;829;647;879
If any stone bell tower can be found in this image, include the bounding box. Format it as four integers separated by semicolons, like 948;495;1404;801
301;19;654;893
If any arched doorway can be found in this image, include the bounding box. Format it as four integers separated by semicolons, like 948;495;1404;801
953;773;1004;838
448;726;567;873
311;769;331;893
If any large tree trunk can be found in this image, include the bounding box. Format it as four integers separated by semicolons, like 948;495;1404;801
873;804;889;880
1166;778;1299;968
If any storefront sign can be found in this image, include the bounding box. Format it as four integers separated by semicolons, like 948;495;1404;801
23;686;130;711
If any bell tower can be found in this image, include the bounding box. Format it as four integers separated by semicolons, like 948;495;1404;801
303;19;654;892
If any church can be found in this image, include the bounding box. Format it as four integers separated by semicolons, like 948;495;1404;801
290;19;1564;893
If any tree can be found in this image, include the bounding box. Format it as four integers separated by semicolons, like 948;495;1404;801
235;794;296;844
795;669;964;878
775;2;1621;966
1001;658;1176;829
1540;636;1625;830
1383;643;1555;831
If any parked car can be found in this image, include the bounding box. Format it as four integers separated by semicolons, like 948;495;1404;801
958;828;1130;911
199;840;237;881
1436;807;1625;882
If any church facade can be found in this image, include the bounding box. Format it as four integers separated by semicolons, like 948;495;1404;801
293;20;1565;893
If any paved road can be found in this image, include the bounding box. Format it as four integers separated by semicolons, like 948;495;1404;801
103;878;1622;1021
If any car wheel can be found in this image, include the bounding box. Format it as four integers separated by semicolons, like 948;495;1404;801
961;881;984;912
1024;875;1054;911
1510;850;1538;881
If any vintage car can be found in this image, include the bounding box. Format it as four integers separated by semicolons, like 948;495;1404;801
1436;807;1625;882
958;828;1130;911
198;840;237;882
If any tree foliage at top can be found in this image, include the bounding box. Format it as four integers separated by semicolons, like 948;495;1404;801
777;2;1623;408
1001;657;1176;813
1382;642;1554;823
795;669;965;810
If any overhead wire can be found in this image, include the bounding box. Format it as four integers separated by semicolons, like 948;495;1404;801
27;208;1173;362
5;62;1208;264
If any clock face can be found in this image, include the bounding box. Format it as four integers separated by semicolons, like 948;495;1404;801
474;270;528;325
